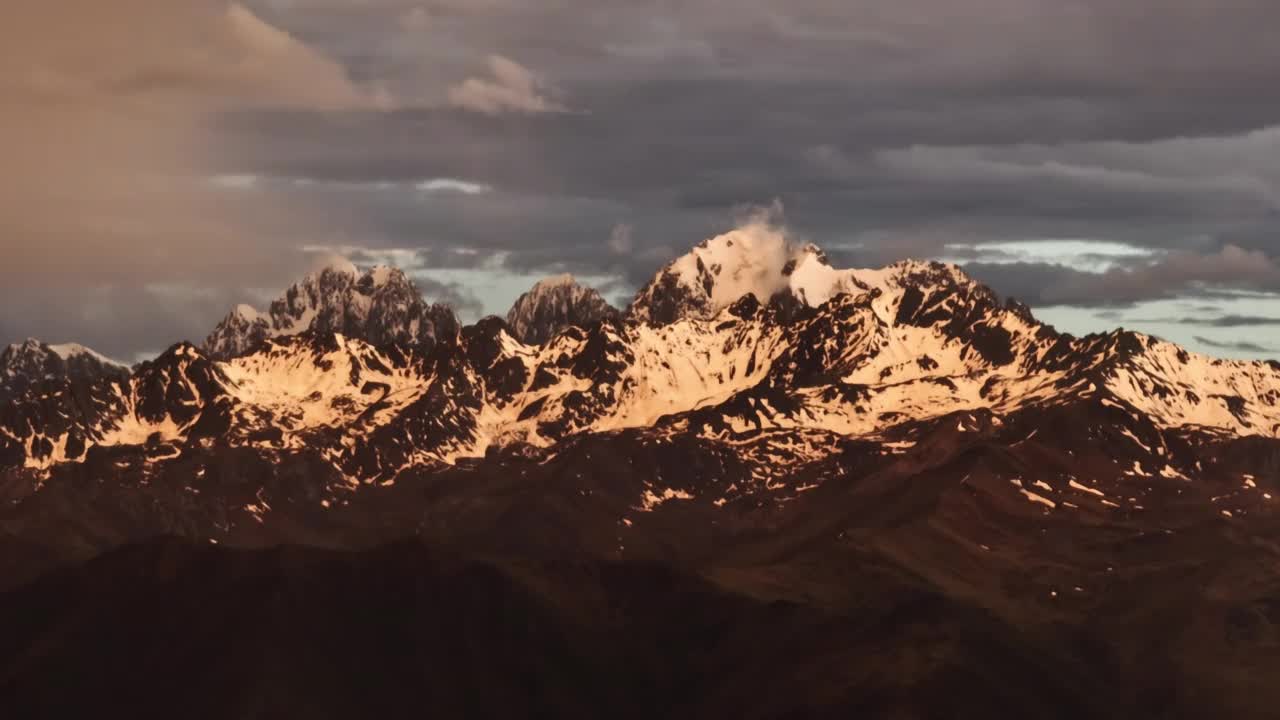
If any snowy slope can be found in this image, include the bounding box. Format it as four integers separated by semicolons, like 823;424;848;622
46;343;127;368
219;333;431;450
1100;333;1280;437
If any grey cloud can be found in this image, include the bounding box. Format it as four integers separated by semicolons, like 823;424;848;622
0;7;378;278
608;224;634;255
9;0;1280;356
875;145;1278;216
1138;315;1280;328
5;2;380;111
961;263;1100;308
1071;245;1280;304
1203;315;1280;328
1194;336;1278;354
447;55;566;115
0;1;393;356
964;244;1280;308
412;276;486;319
0;282;250;361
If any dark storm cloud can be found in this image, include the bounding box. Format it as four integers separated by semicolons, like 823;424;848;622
6;0;1280;356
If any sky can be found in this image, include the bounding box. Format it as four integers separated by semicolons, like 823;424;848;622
2;0;1279;362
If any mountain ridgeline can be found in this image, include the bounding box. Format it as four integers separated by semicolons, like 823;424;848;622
3;228;1280;717
202;261;459;361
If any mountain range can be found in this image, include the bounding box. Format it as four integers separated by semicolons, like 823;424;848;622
2;228;1280;718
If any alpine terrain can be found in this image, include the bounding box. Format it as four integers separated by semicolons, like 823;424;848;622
3;227;1280;718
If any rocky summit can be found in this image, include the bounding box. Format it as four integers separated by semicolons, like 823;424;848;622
202;261;459;361
505;273;618;345
3;229;1280;718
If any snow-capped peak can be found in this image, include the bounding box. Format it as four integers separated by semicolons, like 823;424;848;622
308;256;359;280
627;223;974;325
4;338;125;369
506;274;618;345
628;223;795;323
534;273;579;290
1;338;129;384
2;339;49;379
47;343;126;368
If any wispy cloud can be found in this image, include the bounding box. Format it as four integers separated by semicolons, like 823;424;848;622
416;178;492;194
447;55;566;115
209;174;260;190
1193;336;1277;354
1130;314;1280;328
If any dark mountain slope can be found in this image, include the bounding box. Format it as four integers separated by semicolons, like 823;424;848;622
0;538;1144;720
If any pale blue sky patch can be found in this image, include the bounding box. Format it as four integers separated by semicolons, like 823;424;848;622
1036;293;1280;360
936;239;1158;273
408;265;623;322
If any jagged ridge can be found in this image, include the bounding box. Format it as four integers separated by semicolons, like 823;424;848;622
2;229;1279;514
202;262;459;360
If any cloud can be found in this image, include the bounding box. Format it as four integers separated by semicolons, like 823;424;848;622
609;223;634;255
400;6;431;31
1200;315;1280;328
3;2;382;111
7;0;1280;358
415;178;492;194
875;142;1278;215
413;277;486;319
937;239;1158;273
0;282;250;360
1127;314;1280;328
210;174;262;190
0;0;386;288
0;0;389;352
447;55;566;115
1193;336;1277;354
965;245;1280;308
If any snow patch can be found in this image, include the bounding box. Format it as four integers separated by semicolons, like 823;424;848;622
1021;489;1057;509
47;343;126;368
